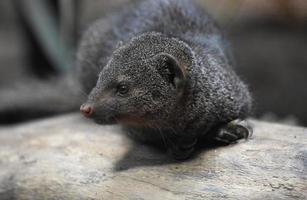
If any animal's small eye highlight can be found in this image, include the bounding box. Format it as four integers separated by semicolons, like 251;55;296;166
116;84;129;96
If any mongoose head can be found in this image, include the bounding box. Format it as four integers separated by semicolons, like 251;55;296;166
80;33;194;128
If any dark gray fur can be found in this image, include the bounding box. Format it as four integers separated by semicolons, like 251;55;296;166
77;0;252;157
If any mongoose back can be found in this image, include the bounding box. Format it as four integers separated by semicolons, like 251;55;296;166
78;0;252;159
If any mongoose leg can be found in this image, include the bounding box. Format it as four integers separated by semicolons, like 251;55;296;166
215;119;252;144
167;136;198;160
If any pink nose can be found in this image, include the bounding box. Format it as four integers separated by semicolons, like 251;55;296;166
80;104;94;117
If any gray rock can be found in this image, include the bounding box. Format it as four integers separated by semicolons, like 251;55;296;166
0;114;306;200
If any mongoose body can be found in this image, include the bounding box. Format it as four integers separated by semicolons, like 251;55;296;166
78;0;252;159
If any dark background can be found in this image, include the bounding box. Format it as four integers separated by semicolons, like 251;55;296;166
0;0;306;125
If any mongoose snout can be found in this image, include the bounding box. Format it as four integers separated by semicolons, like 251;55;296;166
80;104;94;117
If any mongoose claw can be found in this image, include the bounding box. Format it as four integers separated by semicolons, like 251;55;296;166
214;119;253;144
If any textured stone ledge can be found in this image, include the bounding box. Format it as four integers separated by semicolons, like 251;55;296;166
0;114;306;200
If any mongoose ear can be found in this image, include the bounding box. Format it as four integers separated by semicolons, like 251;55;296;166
154;53;187;95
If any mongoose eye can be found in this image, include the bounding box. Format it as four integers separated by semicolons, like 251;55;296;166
116;84;129;96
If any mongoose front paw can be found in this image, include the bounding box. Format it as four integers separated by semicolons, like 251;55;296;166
215;119;253;144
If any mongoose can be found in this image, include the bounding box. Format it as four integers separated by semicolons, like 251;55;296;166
78;0;252;159
0;0;252;159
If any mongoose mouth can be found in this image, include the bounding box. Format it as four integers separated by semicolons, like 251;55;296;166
116;115;148;127
93;114;147;126
94;116;118;125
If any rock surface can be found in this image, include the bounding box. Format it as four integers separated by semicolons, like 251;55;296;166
0;114;306;200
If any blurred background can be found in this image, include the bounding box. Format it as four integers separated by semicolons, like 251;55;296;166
0;0;306;125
